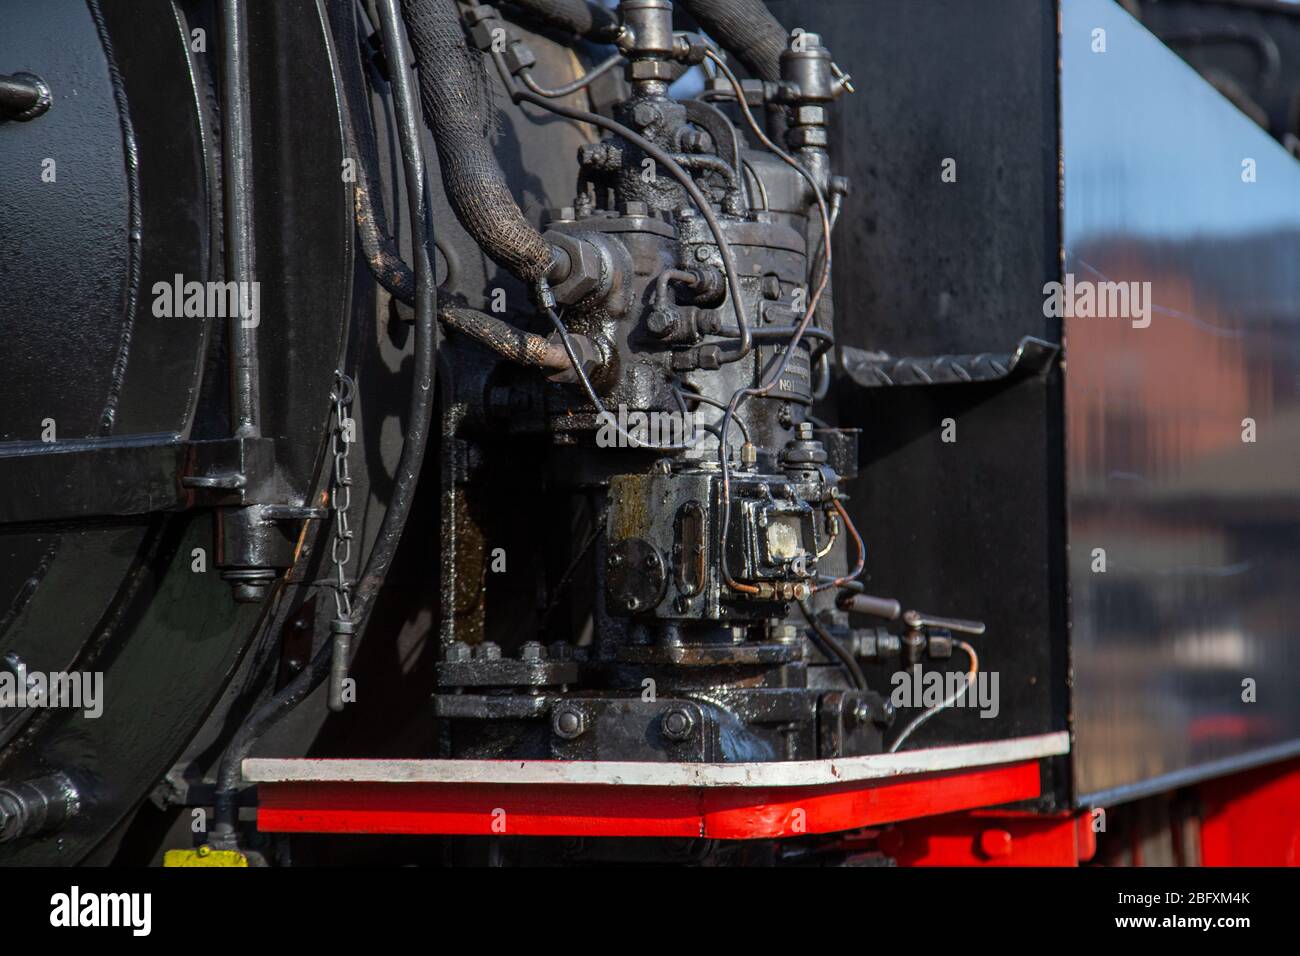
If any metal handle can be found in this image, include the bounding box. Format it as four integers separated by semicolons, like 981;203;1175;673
902;609;986;636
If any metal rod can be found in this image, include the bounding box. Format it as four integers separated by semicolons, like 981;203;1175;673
221;0;262;438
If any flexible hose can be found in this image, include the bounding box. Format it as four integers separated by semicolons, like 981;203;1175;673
441;304;570;370
678;0;789;82
503;0;622;42
330;0;417;305
400;0;555;282
799;599;865;691
212;0;439;844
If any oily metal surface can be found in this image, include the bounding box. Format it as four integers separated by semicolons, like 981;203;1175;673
1064;0;1300;802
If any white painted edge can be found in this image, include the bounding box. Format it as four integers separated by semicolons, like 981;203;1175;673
245;731;1069;789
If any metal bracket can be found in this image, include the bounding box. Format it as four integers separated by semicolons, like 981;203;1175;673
841;335;1059;389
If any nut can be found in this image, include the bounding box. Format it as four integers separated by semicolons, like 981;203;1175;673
631;102;661;128
444;641;472;662
661;706;695;741
792;105;827;127
787;126;829;149
552;705;587;740
628;60;674;82
544;231;607;305
646;308;679;338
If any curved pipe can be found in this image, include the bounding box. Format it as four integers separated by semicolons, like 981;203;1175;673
400;0;556;282
677;0;789;83
440;304;571;371
330;0;417;304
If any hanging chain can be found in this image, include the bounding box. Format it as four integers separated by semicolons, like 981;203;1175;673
328;370;356;623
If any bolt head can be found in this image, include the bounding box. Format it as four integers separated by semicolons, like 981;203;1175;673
473;641;502;661
661;706;695;741
445;641;472;662
520;641;545;661
631;102;661;127
646;308;679;337
552;705;586;740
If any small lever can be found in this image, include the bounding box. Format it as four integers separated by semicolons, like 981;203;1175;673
902;609;986;636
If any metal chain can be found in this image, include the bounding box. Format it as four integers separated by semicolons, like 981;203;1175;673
328;370;356;623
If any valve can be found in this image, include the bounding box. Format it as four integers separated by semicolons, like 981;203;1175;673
901;609;986;666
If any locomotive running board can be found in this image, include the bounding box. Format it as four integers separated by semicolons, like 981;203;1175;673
245;732;1069;839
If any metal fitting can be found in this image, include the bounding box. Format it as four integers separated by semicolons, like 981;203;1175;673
552;704;587;740
0;772;80;844
661;706;695;741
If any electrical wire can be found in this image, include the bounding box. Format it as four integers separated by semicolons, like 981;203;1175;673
799;598;865;690
887;640;979;753
673;384;751;444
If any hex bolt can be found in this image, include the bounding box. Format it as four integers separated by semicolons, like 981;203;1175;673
444;641;471;662
646;308;679;338
797;422;815;440
661;706;695;741
473;641;502;661
520;641;545;661
552;705;587;740
631;101;661;128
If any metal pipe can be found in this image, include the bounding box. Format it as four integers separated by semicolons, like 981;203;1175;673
221;0;262;438
330;0;417;305
212;0;440;845
0;772;80;843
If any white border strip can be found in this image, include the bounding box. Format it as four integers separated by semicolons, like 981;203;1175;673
245;731;1069;789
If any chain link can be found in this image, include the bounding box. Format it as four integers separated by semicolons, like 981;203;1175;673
328;370;356;622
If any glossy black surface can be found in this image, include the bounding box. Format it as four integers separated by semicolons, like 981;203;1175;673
1064;0;1300;801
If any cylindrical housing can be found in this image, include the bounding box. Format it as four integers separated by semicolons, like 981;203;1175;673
0;773;80;843
623;0;676;58
780;33;836;102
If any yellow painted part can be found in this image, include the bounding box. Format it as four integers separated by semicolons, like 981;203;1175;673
163;845;248;867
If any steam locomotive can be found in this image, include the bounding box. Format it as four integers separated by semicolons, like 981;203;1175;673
1;0;1298;867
